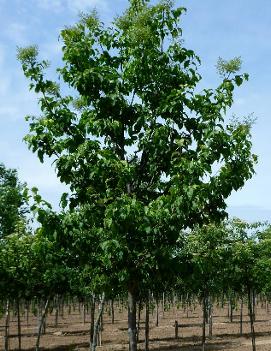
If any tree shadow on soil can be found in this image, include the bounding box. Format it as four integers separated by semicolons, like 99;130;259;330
18;342;89;351
139;340;235;351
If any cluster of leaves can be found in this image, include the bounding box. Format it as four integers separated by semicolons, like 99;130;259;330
177;219;271;300
0;163;29;238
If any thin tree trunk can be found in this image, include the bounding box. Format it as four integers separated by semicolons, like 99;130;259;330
155;298;159;327
36;298;50;351
137;301;141;342
111;299;115;324
202;295;206;351
54;296;59;327
83;302;86;324
90;295;95;345
208;298;213;339
248;288;256;351
91;293;105;351
26;300;30;327
230;298;233;322
4;299;10;351
162;292;165;317
128;289;137;351
145;297;149;351
17;299;22;351
240;297;243;336
252;290;256;322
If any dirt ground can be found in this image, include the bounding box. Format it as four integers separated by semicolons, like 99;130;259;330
1;301;271;351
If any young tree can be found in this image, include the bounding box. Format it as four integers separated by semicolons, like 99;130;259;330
18;1;256;349
0;163;28;238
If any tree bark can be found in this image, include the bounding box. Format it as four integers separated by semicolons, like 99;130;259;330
162;292;165;317
240;297;243;336
91;293;105;351
155;298;159;327
248;288;256;351
90;294;95;345
145;297;149;351
26;300;30;327
17;299;22;351
4;299;10;351
36;298;50;351
111;299;115;324
202;295;206;351
208;298;213;339
252;290;256;322
54;296;59;327
137;301;141;342
128;289;137;351
83;302;86;324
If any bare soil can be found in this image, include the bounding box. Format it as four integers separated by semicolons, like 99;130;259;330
1;302;271;351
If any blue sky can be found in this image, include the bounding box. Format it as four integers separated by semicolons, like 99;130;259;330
0;0;270;222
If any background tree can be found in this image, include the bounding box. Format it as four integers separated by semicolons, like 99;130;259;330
18;1;256;350
0;163;29;238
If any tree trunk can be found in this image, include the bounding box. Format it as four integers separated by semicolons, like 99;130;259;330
90;295;95;344
248;288;256;351
54;296;59;327
36;298;50;351
91;293;105;351
155;298;159;327
4;299;10;351
202;295;206;351
208;298;213;339
17;299;22;351
145;297;149;351
252;290;256;322
230;298;233;322
137;301;141;342
111;299;115;324
240;297;243;336
26;300;30;327
83;302;86;324
128;289;137;351
162;292;165;317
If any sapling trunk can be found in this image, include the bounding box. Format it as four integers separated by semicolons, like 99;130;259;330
54;296;59;327
83;302;86;324
208;298;213;339
111;299;115;324
4;299;10;351
202;295;206;351
155;297;159;327
162;292;165;317
128;289;137;351
137;300;141;342
26;300;30;327
36;298;50;351
240;297;243;336
91;293;105;351
248;288;256;351
145;297;149;351
90;295;95;344
17;298;22;351
252;290;256;322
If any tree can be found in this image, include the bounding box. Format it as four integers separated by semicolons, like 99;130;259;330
186;223;230;350
225;219;264;351
18;1;256;349
0;163;28;238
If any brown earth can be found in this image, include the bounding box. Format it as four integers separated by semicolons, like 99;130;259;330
1;302;271;351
